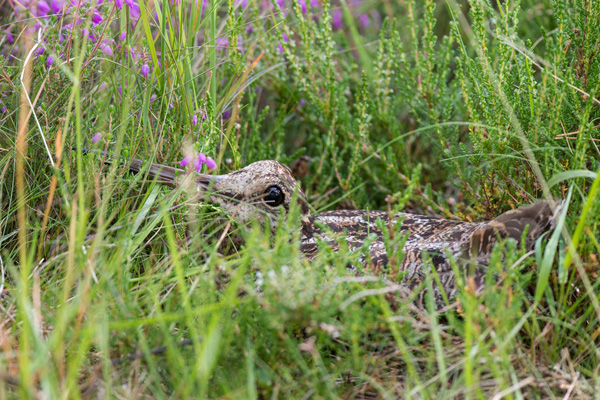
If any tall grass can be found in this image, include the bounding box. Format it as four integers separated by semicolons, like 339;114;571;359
0;0;599;397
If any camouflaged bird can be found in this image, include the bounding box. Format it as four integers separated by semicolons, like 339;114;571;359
127;157;560;309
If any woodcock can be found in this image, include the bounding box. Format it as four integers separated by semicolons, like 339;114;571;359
126;157;560;309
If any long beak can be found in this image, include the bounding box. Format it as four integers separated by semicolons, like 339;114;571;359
129;158;222;191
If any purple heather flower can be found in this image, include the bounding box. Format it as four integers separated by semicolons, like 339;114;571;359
299;98;305;107
50;0;65;13
46;55;55;68
6;31;14;43
192;114;198;126
205;157;216;169
216;37;229;50
277;43;284;53
37;0;51;17
222;109;231;120
92;132;102;143
92;11;103;25
191;153;217;171
332;9;342;29
125;47;137;59
0;106;5;113
34;47;45;56
141;63;150;77
309;0;318;7
194;154;204;172
237;0;248;9
124;0;134;6
298;0;306;13
101;44;113;56
180;156;192;167
149;93;157;102
120;31;127;41
246;24;254;35
115;0;123;9
358;13;370;28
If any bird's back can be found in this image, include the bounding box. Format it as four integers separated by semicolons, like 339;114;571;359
300;201;559;308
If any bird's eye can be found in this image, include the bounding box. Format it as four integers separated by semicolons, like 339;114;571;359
264;186;284;207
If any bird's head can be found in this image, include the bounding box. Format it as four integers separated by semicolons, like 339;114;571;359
194;160;310;231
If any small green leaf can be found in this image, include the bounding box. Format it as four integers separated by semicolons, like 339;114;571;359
547;170;597;188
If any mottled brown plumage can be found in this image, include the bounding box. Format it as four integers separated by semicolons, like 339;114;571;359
127;157;560;309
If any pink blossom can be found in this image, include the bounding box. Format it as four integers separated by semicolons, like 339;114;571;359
216;37;229;50
358;13;370;28
298;0;306;13
141;64;150;77
92;132;102;143
205;157;216;169
101;44;113;56
180;156;192;167
37;0;51;17
46;55;55;68
191;153;217;172
332;10;342;29
92;11;103;25
125;47;137;59
115;0;123;10
192;114;198;126
50;0;65;13
194;155;204;173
